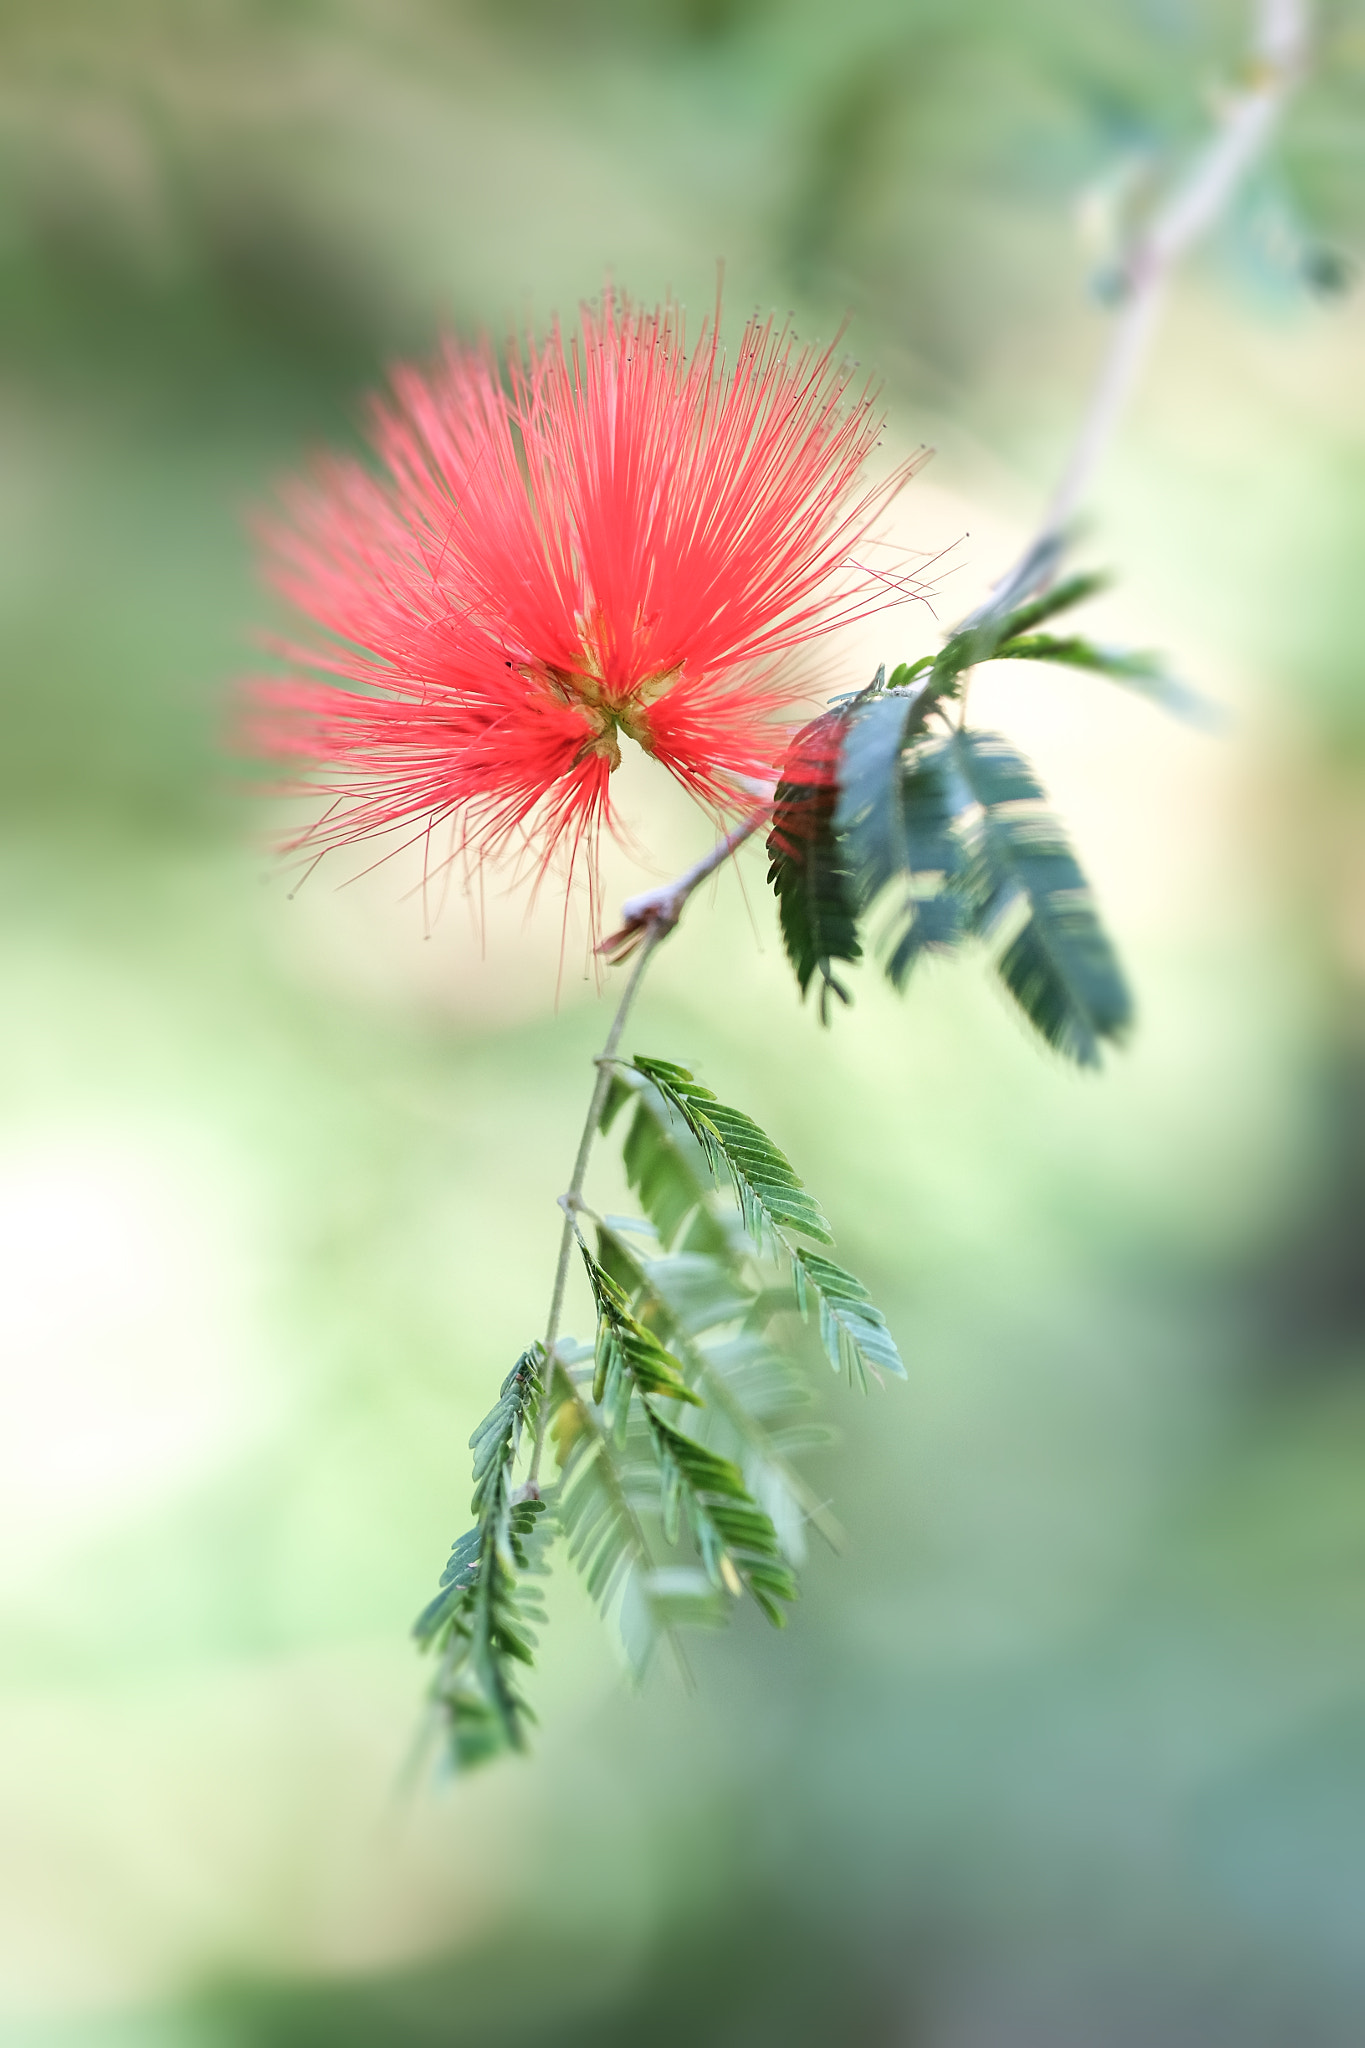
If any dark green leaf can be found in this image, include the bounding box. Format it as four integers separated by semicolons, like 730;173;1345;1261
835;691;922;906
580;1241;702;1411
990;631;1221;725
794;1250;906;1390
989;570;1109;639
898;742;965;879
620;1086;715;1249
767;712;861;1019
832;718;974;988
645;1405;797;1625
927;569;1108;693
945;730;1133;1066
414;1346;548;1770
884;886;965;989
628;1058;833;1249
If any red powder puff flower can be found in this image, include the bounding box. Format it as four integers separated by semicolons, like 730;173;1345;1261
249;290;914;917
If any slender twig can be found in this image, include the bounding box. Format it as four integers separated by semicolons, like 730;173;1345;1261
526;929;663;1486
526;799;773;1486
974;0;1310;623
598;802;773;962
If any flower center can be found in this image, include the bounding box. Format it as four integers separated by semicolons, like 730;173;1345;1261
541;661;677;772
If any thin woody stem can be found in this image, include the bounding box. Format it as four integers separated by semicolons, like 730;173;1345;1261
525;801;772;1487
1044;0;1308;541
974;0;1310;623
598;802;773;960
525;929;661;1488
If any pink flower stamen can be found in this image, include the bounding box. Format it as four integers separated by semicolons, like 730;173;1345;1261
246;289;920;911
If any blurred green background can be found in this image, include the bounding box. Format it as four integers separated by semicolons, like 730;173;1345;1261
3;2;1365;2042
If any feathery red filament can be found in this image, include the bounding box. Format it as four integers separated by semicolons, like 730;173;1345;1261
249;291;911;911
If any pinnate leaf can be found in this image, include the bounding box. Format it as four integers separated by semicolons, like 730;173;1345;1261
990;630;1219;725
945;729;1133;1066
627;1057;833;1249
414;1347;548;1769
794;1249;907;1390
580;1242;701;1416
767;712;861;1019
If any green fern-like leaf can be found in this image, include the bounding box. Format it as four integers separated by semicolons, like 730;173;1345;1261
552;1393;638;1612
584;1065;909;1609
794;1249;907;1390
644;1406;797;1624
987;570;1110;640
686;1328;842;1562
835;690;923;907
619;1058;905;1406
945;729;1133;1066
580;1242;702;1419
619;1059;901;1402
767;712;861;1018
414;1347;548;1769
990;630;1218;725
551;1369;715;1668
578;1225;795;1627
896;740;965;879
927;569;1110;694
627;1057;833;1249
602;1064;730;1256
595;1220;841;1561
597;1218;751;1343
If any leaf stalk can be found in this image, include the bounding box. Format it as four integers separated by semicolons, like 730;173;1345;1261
526;803;772;1486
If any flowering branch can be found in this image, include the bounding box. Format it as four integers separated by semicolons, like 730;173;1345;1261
510;0;1316;1631
245;8;1315;1765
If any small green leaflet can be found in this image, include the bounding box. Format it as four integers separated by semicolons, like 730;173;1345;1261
552;1373;703;1657
576;1231;795;1627
579;1241;701;1418
944;729;1133;1066
597;1220;752;1345
989;630;1220;726
594;1217;843;1558
627;1057;833;1249
835;690;922;907
921;566;1106;686
794;1249;907;1390
645;1405;797;1625
618;1057;900;1392
618;1087;721;1250
766;711;861;1020
413;1346;548;1769
984;569;1110;640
